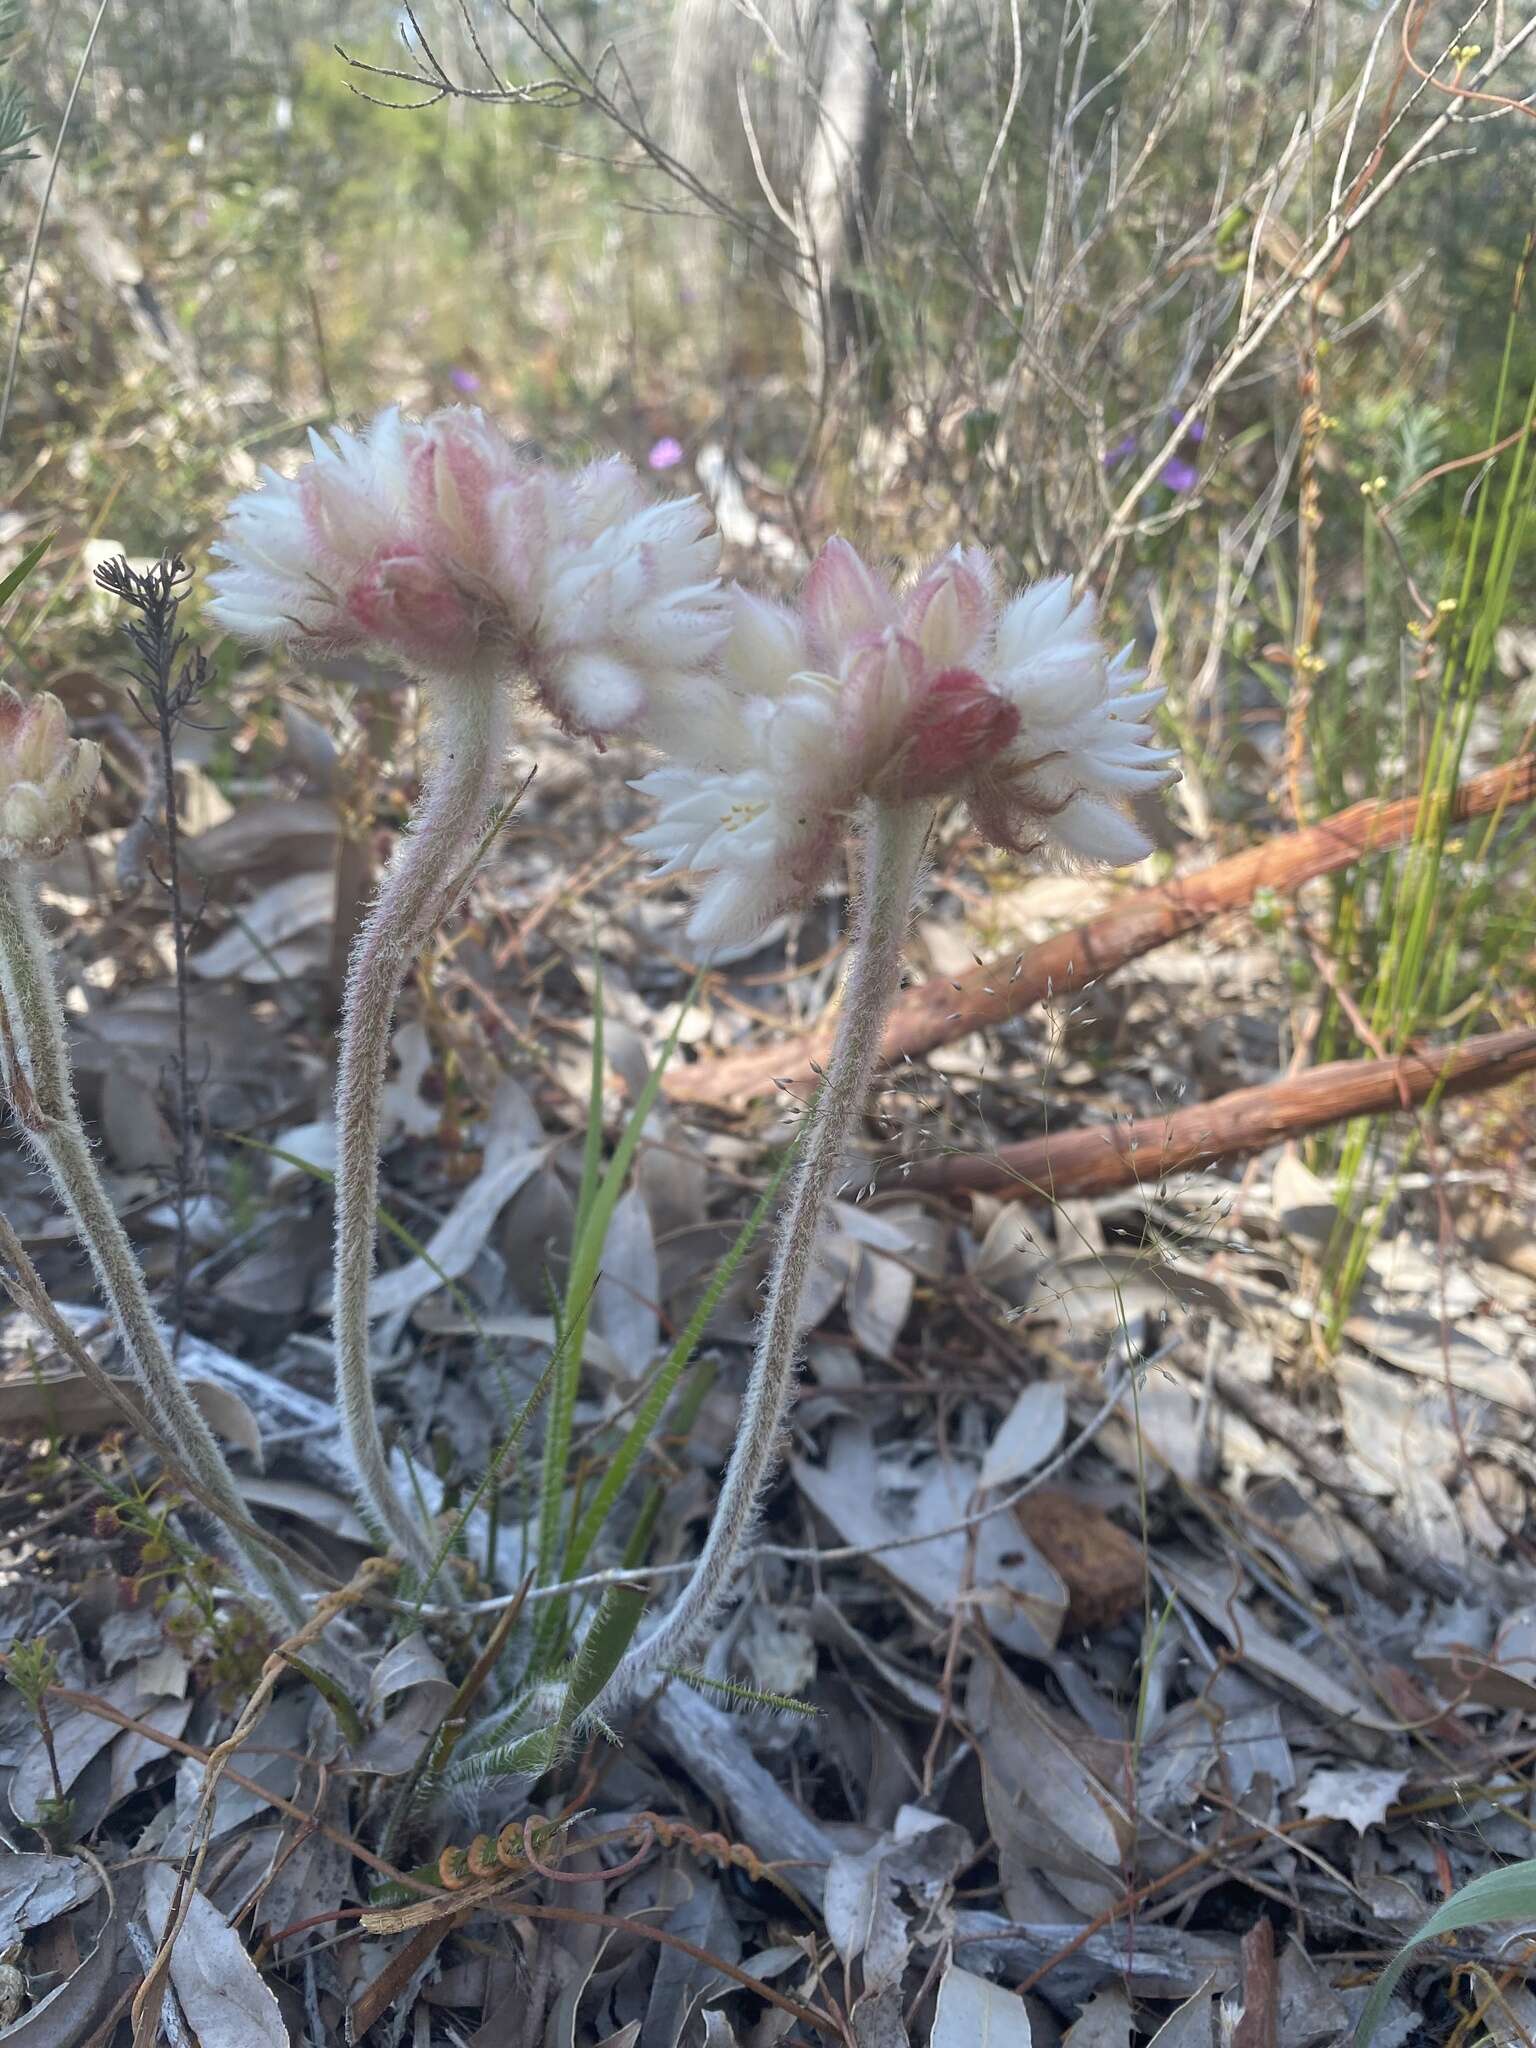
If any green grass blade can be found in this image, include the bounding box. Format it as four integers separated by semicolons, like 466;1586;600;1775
557;1581;648;1725
1354;1858;1536;2042
561;1137;796;1580
572;949;606;1250
0;532;51;614
535;973;703;1590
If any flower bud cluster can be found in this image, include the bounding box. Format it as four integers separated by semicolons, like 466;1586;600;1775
207;406;729;737
0;686;101;860
633;539;1177;948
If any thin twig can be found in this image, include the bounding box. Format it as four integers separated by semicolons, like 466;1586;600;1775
0;0;110;448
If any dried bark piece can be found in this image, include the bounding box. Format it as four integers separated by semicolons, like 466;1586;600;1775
1015;1487;1145;1632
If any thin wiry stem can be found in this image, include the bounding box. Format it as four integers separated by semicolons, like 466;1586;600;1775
332;681;512;1584
0;865;305;1625
606;798;932;1701
93;554;212;1352
0;0;110;449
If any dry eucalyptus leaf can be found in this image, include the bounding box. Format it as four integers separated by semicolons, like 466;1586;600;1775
190;869;335;982
360;1144;547;1324
1027;1251;1244;1332
1271;1148;1338;1254
1159;1558;1399;1732
408;1307;625;1378
1343;1307;1536;1415
593;1185;661;1373
967;1656;1132;1883
10;1673;174;1822
379;1021;441;1140
265;1119;337;1189
1062;1986;1134;2047
931;1963;1034;2046
823;1844;909;1985
186;795;338;877
99;1062;176;1170
107;1691;193;1808
1297;1765;1408;1837
1144;1978;1220;2048
846;1249;914;1362
798;1231;856;1331
142;1863;288;2048
792;1423;1067;1657
0;1879;116;2045
1276;1937;1350;2046
366;1632;452;1715
980;1381;1067;1491
969;1201;1049;1303
0;1857;100;1946
235;1476;369;1545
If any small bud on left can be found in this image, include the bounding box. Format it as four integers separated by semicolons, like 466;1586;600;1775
0;687;100;859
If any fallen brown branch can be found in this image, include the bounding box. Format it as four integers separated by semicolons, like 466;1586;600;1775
896;1027;1536;1200
666;756;1535;1109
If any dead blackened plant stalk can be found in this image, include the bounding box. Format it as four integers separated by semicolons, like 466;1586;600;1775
93;552;212;1350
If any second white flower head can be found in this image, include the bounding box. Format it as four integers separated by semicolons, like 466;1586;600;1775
633;540;1177;948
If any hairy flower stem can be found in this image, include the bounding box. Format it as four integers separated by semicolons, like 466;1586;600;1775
609;799;932;1699
333;682;511;1584
0;865;306;1625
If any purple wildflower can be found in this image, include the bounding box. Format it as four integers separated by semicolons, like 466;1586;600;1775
449;367;481;395
1104;431;1138;471
648;436;685;472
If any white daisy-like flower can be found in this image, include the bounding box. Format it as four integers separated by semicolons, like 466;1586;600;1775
0;686;101;860
631;651;850;951
629;541;1176;948
206;407;730;736
969;579;1177;865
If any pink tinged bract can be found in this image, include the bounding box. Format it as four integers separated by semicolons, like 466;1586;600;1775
345;542;484;670
901;550;994;670
801;537;897;665
0;686;101;858
839;629;928;774
891;668;1020;799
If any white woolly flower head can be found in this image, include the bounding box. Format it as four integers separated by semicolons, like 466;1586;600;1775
630;541;1176;948
969;577;1177;865
0;686;100;860
206;406;729;737
631;658;849;952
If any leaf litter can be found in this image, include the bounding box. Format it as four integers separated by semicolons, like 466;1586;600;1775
2;694;1535;2047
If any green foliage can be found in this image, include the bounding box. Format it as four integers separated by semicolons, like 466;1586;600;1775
1311;270;1536;1337
1354;1857;1536;2042
0;532;51;613
3;1634;59;1715
0;0;36;181
533;973;701;1640
412;971;792;1795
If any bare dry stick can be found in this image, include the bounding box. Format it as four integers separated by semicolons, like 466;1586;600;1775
895;1026;1536;1201
666;754;1535;1110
